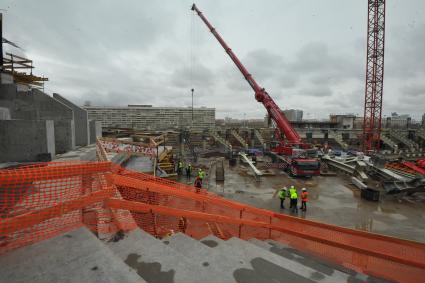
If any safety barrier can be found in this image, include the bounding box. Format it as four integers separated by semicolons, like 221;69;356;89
1;161;425;282
98;137;156;156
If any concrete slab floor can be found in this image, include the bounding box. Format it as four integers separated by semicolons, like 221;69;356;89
55;144;97;161
177;157;425;243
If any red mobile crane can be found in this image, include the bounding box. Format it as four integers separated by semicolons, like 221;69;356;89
192;4;320;177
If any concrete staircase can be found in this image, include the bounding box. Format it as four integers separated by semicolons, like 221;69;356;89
333;134;349;150
184;132;198;163
254;129;267;149
389;130;419;151
0;227;145;283
210;130;233;151
230;129;249;149
0;227;390;283
380;134;398;150
417;129;425;141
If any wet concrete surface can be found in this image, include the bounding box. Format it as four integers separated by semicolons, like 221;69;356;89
125;253;175;283
124;156;154;173
178;157;425;243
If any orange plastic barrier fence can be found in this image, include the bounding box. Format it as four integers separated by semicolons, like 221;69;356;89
1;161;425;282
112;168;425;283
0;161;114;253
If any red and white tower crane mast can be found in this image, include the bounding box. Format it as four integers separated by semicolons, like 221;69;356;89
362;0;386;152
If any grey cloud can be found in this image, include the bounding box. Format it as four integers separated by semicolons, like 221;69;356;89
298;86;333;97
244;49;286;81
386;23;425;79
279;75;298;89
400;84;425;97
2;0;425;119
170;62;215;90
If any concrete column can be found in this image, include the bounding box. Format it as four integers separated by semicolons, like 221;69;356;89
89;120;102;144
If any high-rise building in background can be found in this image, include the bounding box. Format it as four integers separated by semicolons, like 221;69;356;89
385;112;411;129
282;109;303;122
422;113;425;127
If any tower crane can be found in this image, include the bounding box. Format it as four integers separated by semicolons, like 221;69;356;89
191;4;320;177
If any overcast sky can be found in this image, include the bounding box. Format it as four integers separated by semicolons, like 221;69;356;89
2;0;425;119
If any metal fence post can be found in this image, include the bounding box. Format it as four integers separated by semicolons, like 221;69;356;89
238;209;243;238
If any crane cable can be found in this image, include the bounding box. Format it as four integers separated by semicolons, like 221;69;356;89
190;8;194;93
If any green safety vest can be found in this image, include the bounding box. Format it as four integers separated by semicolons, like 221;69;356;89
278;190;286;199
290;192;298;200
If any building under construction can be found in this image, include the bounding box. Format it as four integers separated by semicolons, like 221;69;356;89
1;2;425;283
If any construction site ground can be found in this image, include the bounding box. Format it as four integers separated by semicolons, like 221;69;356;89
176;156;425;243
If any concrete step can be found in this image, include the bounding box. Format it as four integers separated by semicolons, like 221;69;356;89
219;237;351;283
333;134;348;150
107;228;213;283
381;135;398;150
0;227;145;283
210;131;232;150
199;235;268;283
231;130;249;149
162;233;235;283
254;129;266;147
250;239;391;283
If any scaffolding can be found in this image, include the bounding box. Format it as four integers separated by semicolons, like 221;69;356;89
2;52;48;88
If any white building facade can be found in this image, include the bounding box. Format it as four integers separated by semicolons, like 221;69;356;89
85;105;215;130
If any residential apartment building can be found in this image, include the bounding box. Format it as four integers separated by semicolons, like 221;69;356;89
84;105;215;130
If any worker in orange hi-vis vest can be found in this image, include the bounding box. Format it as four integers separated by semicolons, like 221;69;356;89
300;188;309;211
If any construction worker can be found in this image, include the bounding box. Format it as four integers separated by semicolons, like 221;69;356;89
290;188;298;213
177;160;184;175
198;168;205;184
288;185;295;208
186;163;192;180
278;187;287;209
194;176;202;193
300;188;309;211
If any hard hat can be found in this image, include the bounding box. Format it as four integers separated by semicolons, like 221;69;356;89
302;188;306;191
290;185;294;188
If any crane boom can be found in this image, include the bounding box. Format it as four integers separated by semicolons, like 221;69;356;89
191;4;301;145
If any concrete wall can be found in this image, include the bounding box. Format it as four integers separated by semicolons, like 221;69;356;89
0;84;17;112
0;73;14;84
53;93;90;146
55;119;76;154
0;120;55;162
15;90;75;153
89;120;102;144
0;88;76;153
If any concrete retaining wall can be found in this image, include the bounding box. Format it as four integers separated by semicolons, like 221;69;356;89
89;120;102;144
0;88;76;153
0;120;55;162
53;93;90;146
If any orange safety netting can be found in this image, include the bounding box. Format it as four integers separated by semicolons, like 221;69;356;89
1;161;425;282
